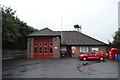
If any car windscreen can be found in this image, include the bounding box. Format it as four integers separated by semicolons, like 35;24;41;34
61;46;67;51
89;51;101;54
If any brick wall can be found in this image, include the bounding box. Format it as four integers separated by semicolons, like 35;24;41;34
30;38;34;58
27;37;34;59
88;46;107;53
27;38;30;59
71;46;80;58
53;37;60;58
27;37;107;59
71;45;107;58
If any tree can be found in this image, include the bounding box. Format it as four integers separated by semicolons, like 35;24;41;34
112;30;120;49
2;6;38;49
2;6;20;43
108;40;114;48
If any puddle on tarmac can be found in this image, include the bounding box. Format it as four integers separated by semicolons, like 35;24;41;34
82;63;89;66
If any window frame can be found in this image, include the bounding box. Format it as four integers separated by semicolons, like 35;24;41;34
49;47;53;54
44;42;48;54
49;42;53;54
34;43;37;47
34;47;37;53
44;47;47;54
39;47;42;54
80;46;89;53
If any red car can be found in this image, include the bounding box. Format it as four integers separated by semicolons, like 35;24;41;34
79;50;106;61
60;47;67;57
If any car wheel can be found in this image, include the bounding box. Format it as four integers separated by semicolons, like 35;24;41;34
83;57;87;61
100;57;104;61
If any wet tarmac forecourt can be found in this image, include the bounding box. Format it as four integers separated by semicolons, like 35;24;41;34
2;58;118;78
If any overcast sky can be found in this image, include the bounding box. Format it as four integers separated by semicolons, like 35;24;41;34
1;0;120;43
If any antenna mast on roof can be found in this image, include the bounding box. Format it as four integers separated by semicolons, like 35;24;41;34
61;17;63;43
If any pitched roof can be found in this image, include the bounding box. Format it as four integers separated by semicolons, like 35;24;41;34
27;28;107;46
27;28;60;37
58;31;107;46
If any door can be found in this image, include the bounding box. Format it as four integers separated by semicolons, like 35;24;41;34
33;38;53;58
88;52;96;59
94;51;101;59
33;39;39;58
43;42;49;58
42;39;53;58
38;42;43;58
49;42;53;58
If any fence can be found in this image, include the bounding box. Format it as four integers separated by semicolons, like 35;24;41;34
2;50;27;60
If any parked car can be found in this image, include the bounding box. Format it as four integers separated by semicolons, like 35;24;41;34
79;50;106;61
60;46;67;57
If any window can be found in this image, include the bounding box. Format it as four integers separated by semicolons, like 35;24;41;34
44;47;47;53
45;43;47;46
34;47;37;53
49;42;53;54
39;47;42;53
34;43;37;46
91;48;99;51
80;46;88;53
90;52;95;54
95;52;100;54
44;43;48;54
40;43;42;46
50;47;53;54
50;43;52;46
61;46;67;51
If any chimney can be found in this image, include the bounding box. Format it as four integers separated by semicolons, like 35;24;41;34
74;24;82;32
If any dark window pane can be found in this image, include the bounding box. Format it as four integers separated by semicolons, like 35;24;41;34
44;47;47;53
50;43;52;46
95;52;100;54
45;43;47;46
50;47;52;53
34;43;37;46
40;43;42;46
34;47;37;53
40;47;42;53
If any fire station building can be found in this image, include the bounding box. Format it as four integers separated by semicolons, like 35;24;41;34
27;27;107;59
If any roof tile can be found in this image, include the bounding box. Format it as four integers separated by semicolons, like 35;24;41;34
27;28;107;45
